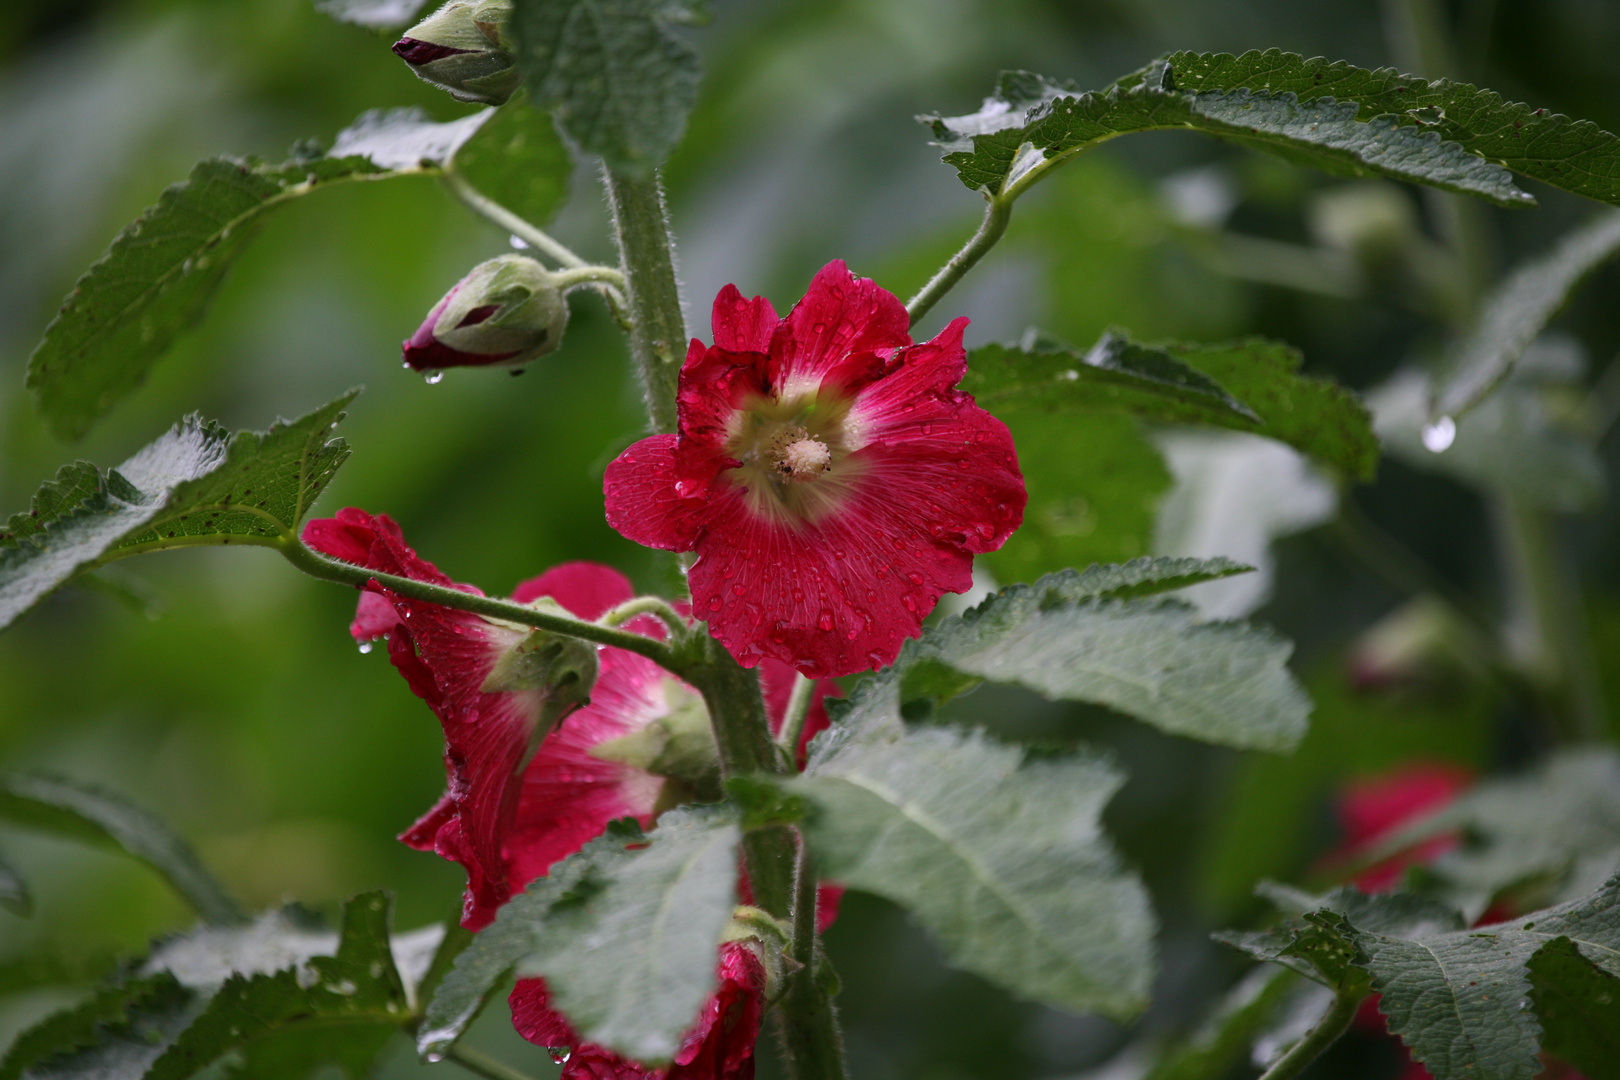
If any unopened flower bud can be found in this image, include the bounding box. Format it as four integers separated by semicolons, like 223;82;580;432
392;0;517;106
403;255;567;374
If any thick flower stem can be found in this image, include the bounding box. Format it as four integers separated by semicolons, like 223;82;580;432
1257;990;1362;1080
605;169;686;433
278;540;676;667
776;840;847;1080
904;195;1012;327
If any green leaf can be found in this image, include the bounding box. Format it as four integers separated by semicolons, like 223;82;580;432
924;65;1531;207
0;847;29;917
984;413;1171;586
1222;871;1620;1080
26;100;563;438
1435;211;1620;419
1165;50;1620;208
967;331;1378;481
1;392;357;631
510;0;701;175
0;974;191;1080
792;675;1155;1018
14;978;204;1080
313;0;431;29
1141;967;1301;1080
1357;748;1620;920
964;330;1259;425
145;892;411;1080
422;809;741;1064
1527;936;1620;1080
899;567;1310;752
0;773;242;926
1372;368;1604;511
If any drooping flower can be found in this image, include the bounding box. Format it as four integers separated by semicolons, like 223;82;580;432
403;255;568;375
303;509;837;929
509;943;766;1080
604;260;1026;679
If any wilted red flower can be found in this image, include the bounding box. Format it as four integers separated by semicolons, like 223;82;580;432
604;260;1025;678
303;509;835;929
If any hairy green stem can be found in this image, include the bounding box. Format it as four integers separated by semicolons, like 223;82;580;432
599;595;690;638
605;169;686;433
776;674;816;761
278;540;676;668
775;839;847;1080
551;265;628;291
1256;990;1362;1080
905;196;1012;327
444;1043;546;1080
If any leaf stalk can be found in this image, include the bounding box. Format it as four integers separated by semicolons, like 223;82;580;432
905;195;1012;327
1255;989;1363;1080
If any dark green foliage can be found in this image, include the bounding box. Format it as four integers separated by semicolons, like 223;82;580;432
0;773;242;926
510;0;702;174
925;65;1531;205
0;974;192;1080
1528;937;1620;1080
1166;50;1620;208
0;393;356;630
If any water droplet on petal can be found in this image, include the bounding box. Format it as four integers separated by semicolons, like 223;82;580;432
818;611;834;631
548;1048;572;1065
358;641;373;655
907;572;925;585
707;595;722;611
423;371;444;385
1421;416;1456;452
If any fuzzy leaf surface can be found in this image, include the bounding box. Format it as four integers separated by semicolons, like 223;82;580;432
144;892;410;1080
0;850;28;918
510;0;701;174
0;974;191;1080
1527;936;1620;1080
793;675;1155;1018
0;773;241;926
0;393;356;631
423;810;741;1064
925;66;1530;206
26;102;558;437
1165;50;1620;208
967;332;1377;480
15;978;203;1080
900;569;1309;751
1435;211;1620;419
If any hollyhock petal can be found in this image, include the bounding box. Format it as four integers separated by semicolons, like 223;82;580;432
1334;762;1473;893
711;285;778;354
351;590;400;642
771;260;910;397
513;561;635;616
605;435;712;552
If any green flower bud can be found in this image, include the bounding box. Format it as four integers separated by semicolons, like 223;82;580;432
392;0;517;106
403;254;568;375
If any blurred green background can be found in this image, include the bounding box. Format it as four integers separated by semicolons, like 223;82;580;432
2;0;1619;1077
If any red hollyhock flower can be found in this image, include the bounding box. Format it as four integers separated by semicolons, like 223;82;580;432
1333;762;1473;893
303;509;837;929
604;260;1026;679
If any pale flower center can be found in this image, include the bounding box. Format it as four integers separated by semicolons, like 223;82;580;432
772;429;833;482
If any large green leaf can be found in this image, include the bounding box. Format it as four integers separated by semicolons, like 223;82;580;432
0;393;357;631
791;674;1155;1018
1434;211;1620;420
967;331;1377;481
899;565;1309;752
0;773;241;926
421;808;741;1064
0;974;193;1080
1165;50;1620;208
924;65;1530;206
26;102;567;438
1221;872;1620;1080
145;892;411;1080
510;0;702;175
1527;937;1620;1080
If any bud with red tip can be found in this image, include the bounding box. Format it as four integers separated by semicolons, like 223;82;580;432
403;255;567;374
392;0;517;106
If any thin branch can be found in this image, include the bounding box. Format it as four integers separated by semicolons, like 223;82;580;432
551;265;628;292
599;595;690;639
776;673;816;762
905;196;1012;327
1256;990;1363;1080
441;164;587;269
278;540;677;669
444;1044;547;1080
